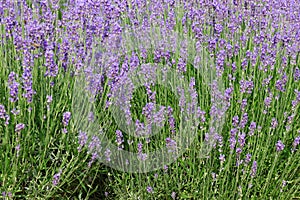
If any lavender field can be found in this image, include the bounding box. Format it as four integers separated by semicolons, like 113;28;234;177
0;0;300;199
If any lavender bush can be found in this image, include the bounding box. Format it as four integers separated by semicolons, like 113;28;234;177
0;0;299;199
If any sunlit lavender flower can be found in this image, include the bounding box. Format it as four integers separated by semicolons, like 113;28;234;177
239;113;248;129
137;142;147;161
166;137;177;154
105;148;111;162
152;106;166;128
211;172;217;181
264;93;273;107
276;140;285;152
224;87;234;102
236;147;242;155
11;108;20;116
62;111;71;126
219;154;225;162
147;186;153;193
8;72;19;103
46;95;53;104
240;80;254;94
232;62;237;72
52;170;62;186
245;153;252;164
241;99;247;111
292;136;300;151
215;24;223;34
88;135;101;153
88;112;94;122
104;192;109;197
229;135;236;150
77;130;88;152
115;130;124;150
142;102;155;121
88;152;99;167
280;180;287;192
294;67;300;81
15;144;20;157
249;122;256;136
22;67;35;103
251;161;257;177
171;192;176;199
164;165;168;172
238;132;246;147
15;123;25;132
1;192;12;198
0;105;7;120
168;115;176;134
271;118;278;128
44;47;58;77
232;116;239;127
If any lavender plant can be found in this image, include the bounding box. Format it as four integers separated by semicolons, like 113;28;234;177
0;0;299;199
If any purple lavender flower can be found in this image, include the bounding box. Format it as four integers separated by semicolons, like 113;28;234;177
171;192;176;199
238;132;246;147
245;153;252;164
104;192;109;197
214;24;223;34
15;123;25;132
292;136;300;150
276;140;285;152
11;108;20;116
166;137;177;153
15;144;20;157
88;135;101;153
105;148;111;162
52;170;62;186
271;118;278;128
232;62;237;72
44;47;58;77
168;113;176;134
219;154;225;162
229;136;236;150
264;94;273;107
152;106;166;128
224;87;234;101
164;165;169;172
22;67;35;103
88;152;99;167
240;80;254;94
8;72;19;103
0;105;7;120
241;99;247;111
147;186;153;193
249;122;256;136
88;112;94;122
115;130;124;149
239;113;248;128
294;67;300;81
137;142;147;161
251;161;257;177
232;116;239;127
135;120;146;137
142;102;155;121
77;130;88;152
46;95;53;104
62;112;71;127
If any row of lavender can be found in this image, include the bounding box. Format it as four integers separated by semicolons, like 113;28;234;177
0;0;300;199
